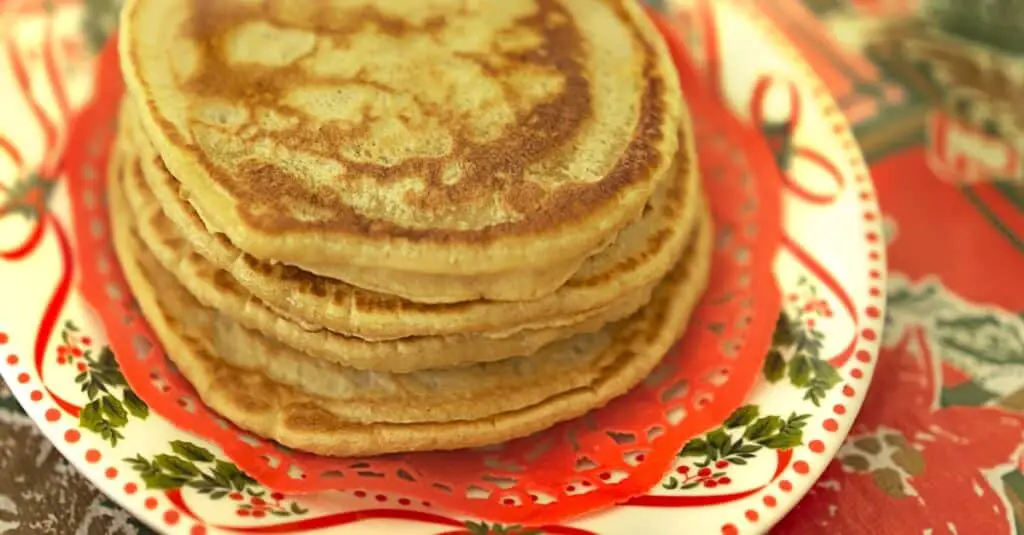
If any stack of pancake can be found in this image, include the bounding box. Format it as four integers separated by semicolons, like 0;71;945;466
108;0;712;456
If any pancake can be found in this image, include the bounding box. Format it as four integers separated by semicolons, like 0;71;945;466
117;137;690;372
122;104;703;341
119;0;686;303
110;170;713;456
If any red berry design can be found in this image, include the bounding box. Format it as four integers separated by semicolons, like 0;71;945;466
57;356;66;365
704;480;718;488
230;492;243;501
253;510;266;518
271;492;284;501
251;497;265;506
698;467;712;477
719;477;731;485
237;509;250;517
715;460;730;469
82;336;92;345
676;466;689;474
77;363;87;373
71;347;83;357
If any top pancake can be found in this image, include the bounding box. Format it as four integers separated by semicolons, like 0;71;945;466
119;0;685;280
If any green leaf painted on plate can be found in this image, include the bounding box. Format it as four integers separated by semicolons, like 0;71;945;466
680;438;709;457
154;454;201;479
122;389;149;419
788;354;813;387
810;359;843;388
763;349;787;383
170;440;215;463
99;396;128;428
745;416;783;443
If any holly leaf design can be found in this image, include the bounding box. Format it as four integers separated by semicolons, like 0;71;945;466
763;349;786;383
142;471;189;490
788;354;813;387
466;522;494;535
213;460;257;491
154;454;201;479
79;400;104;432
125;454;187;490
759;432;803;449
170;440;215;463
82;0;122;53
724;405;759;428
0;173;56;221
744;416;783;443
679;438;710;457
810;359;842;388
464;521;542;535
772;313;795;348
99;396;128;427
122;389;149;419
706;428;730;452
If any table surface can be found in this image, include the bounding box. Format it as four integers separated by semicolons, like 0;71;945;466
2;0;1023;533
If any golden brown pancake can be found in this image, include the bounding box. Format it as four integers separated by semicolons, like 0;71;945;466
119;0;686;302
109;168;714;456
117;134;691;372
120;103;703;342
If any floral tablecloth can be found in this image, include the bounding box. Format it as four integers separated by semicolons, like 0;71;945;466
1;0;1023;533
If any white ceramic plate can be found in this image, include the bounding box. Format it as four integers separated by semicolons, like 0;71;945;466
0;1;884;533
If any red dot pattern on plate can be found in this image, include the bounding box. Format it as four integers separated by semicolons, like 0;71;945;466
746;510;759;521
712;6;885;534
0;334;199;534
